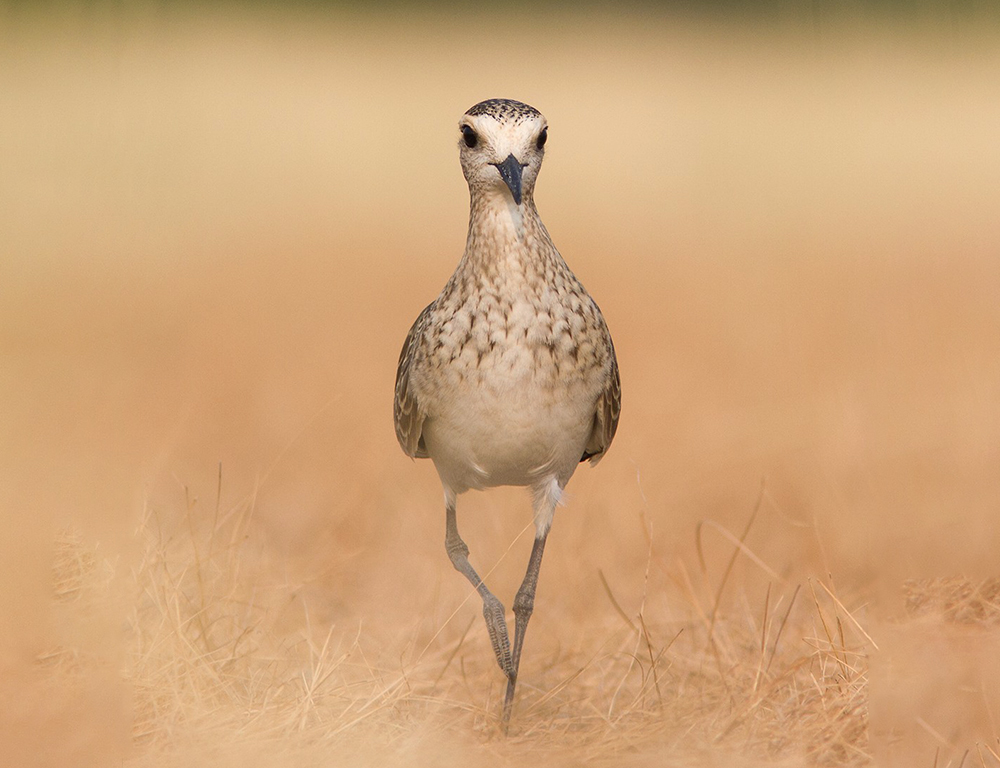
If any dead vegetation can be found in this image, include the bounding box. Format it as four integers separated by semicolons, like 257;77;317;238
903;579;1000;626
42;475;876;767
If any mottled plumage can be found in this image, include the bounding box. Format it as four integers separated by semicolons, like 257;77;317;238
393;98;620;727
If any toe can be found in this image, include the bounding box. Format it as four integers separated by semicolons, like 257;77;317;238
482;596;513;675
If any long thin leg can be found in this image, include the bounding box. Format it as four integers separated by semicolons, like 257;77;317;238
444;490;513;677
502;530;549;725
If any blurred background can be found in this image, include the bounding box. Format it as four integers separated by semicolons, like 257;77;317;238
2;1;999;765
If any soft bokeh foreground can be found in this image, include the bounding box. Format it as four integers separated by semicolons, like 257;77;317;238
3;5;1000;766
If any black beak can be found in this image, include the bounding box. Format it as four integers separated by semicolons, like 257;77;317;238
491;154;525;205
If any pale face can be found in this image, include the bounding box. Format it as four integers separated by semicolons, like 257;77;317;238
457;102;549;206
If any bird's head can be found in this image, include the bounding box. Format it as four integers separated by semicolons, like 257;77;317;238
458;98;548;207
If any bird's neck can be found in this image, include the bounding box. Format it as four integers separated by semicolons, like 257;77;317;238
458;192;558;280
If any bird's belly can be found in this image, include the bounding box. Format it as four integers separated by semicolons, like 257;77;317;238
421;379;594;492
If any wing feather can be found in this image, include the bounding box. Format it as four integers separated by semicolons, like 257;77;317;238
393;303;434;459
581;339;621;465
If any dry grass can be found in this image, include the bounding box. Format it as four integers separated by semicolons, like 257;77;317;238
3;5;1000;767
52;480;873;767
904;579;1000;626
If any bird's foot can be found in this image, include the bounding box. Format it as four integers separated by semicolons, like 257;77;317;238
482;594;513;676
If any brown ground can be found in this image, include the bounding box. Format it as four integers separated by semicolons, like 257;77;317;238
2;6;999;767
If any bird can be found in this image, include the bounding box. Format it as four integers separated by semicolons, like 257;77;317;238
393;98;621;726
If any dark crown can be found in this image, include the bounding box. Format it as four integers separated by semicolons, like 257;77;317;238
465;99;542;123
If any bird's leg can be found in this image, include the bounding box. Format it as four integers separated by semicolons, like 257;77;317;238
502;529;549;726
444;491;513;677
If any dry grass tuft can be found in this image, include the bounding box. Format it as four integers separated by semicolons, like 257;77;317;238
45;480;873;766
903;578;1000;626
129;488;376;757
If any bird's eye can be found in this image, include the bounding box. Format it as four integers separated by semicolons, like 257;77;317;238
536;127;547;150
461;125;478;148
